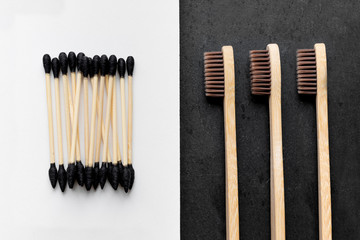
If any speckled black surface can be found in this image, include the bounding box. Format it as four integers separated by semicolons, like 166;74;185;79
180;0;360;239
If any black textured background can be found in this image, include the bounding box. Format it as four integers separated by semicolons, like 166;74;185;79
180;0;360;239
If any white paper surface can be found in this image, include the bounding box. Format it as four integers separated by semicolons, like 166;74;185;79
0;0;179;239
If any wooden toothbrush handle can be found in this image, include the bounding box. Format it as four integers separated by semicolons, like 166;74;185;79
267;44;286;240
222;46;240;240
315;43;332;240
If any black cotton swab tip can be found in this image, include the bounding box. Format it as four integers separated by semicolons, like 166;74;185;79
118;58;125;78
123;165;131;193
58;164;67;192
43;54;52;73
110;163;119;190
119;162;124;187
59;52;68;75
77;52;85;71
68;51;76;72
76;161;85;186
85;166;94;191
108;55;117;76
67;163;76;188
93;55;100;76
48;163;57;188
93;162;100;189
88;57;94;78
108;162;114;184
100;55;108;76
44;54;56;189
51;58;60;78
129;164;135;190
126;56;134;76
81;55;89;77
99;162;108;189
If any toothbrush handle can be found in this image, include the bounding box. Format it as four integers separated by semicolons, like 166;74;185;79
268;44;286;240
222;46;240;240
315;43;332;240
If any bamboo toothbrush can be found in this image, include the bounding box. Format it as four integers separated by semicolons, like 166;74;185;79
297;43;332;240
90;55;101;189
126;56;135;190
249;44;285;240
59;53;71;191
43;54;57;188
100;55;117;188
204;46;239;240
51;58;66;192
68;52;82;176
83;57;92;190
67;55;86;188
98;55;109;189
109;55;120;190
119;58;131;192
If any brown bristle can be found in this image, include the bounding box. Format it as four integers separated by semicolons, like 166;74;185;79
297;49;317;94
249;50;271;95
204;51;224;97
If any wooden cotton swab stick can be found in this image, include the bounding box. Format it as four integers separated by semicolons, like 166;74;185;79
100;55;117;189
115;59;126;188
83;57;93;191
67;55;86;188
109;58;120;190
105;73;115;184
126;56;135;190
51;58;67;192
74;52;86;186
59;53;71;162
97;83;113;183
95;95;113;187
67;52;82;187
43;54;57;188
118;58;130;192
68;52;82;175
98;55;109;189
59;53;72;191
89;55;101;189
105;76;123;187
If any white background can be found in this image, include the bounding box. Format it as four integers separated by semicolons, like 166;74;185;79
0;0;179;239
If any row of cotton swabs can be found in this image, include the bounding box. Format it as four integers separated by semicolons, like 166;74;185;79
43;52;135;192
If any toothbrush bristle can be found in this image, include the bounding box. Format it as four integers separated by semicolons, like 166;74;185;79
204;51;224;97
297;49;317;94
249;50;271;95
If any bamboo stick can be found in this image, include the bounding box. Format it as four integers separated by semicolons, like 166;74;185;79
52;58;67;192
43;54;57;188
67;54;86;188
126;56;135;190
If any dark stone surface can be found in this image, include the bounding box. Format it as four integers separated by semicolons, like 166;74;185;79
180;0;360;239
